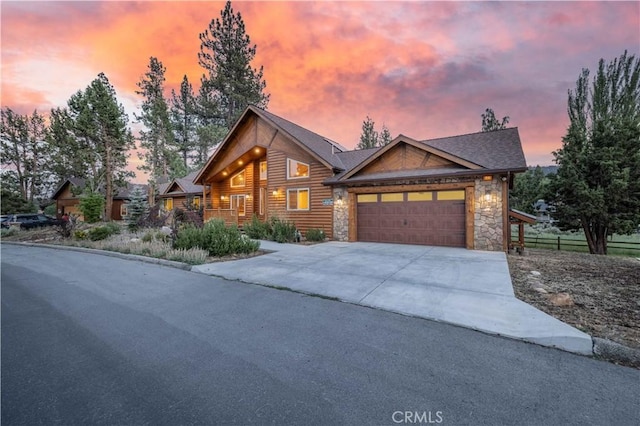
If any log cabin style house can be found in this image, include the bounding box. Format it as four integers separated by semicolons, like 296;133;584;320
52;178;146;222
157;170;206;212
194;106;528;251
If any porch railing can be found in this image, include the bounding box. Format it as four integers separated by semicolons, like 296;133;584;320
204;208;238;225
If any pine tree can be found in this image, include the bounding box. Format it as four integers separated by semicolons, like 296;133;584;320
124;185;149;230
66;73;135;221
357;115;379;149
170;75;198;170
0;108;48;204
481;108;510;131
135;57;177;181
198;0;269;130
379;124;392;147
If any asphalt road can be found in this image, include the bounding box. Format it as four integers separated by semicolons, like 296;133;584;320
2;244;639;425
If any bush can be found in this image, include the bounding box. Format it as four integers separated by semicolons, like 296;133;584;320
87;226;114;241
243;214;271;239
174;219;260;257
1;228;17;238
305;228;326;242
104;222;121;235
74;230;88;240
78;192;105;223
269;216;297;243
142;231;154;243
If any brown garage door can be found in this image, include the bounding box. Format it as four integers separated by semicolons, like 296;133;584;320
357;190;466;247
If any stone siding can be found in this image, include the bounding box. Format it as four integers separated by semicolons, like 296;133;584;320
332;187;349;241
474;178;504;251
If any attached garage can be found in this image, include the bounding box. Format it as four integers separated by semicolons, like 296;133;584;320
356;190;466;247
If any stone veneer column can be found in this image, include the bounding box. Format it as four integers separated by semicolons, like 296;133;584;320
474;178;504;251
333;187;349;241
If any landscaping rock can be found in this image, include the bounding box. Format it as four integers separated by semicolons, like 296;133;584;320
548;292;574;307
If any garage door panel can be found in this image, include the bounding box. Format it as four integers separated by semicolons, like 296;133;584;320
357;193;466;247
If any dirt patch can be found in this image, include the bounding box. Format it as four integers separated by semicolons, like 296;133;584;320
507;249;640;354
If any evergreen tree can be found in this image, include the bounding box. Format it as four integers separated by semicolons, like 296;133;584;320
170;75;198;170
67;73;135;221
124;185;149;230
135;57;177;181
198;0;269;130
510;166;553;214
357;115;379;149
551;51;640;255
379;124;393;146
0;108;48;204
481;108;510;131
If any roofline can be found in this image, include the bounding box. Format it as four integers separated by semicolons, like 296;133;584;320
324;166;528;186
336;134;482;182
421;126;519;143
194;106;339;184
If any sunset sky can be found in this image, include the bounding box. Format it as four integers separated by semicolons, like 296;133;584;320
2;1;639;182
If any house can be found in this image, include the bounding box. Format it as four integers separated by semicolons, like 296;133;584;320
52;179;146;221
533;199;555;224
157;170;206;211
194;106;528;251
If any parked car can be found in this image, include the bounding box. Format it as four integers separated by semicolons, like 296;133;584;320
4;214;64;230
0;215;11;229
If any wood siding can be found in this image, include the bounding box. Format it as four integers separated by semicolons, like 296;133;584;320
357;143;464;177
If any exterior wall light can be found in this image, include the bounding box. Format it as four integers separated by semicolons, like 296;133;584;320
482;175;493;181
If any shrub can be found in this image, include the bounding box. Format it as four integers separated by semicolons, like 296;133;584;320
174;219;260;257
78;192;105;223
305;228;326;242
243;214;271;239
0;228;16;238
142;231;154;243
87;226;113;241
74;230;88;240
269;216;297;243
104;222;121;235
124;185;149;230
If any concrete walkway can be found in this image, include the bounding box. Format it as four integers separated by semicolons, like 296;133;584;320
193;241;593;355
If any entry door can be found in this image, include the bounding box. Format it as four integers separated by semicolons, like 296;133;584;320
230;195;246;217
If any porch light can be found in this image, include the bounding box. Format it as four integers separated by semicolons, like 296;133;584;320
272;189;278;196
254;147;261;154
246;193;252;199
222;171;228;176
238;160;243;165
482;175;493;181
220;195;226;200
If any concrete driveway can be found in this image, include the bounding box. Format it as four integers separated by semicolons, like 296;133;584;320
193;241;592;355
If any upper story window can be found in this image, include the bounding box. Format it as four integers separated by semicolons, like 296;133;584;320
260;161;267;180
230;169;245;188
287;158;309;179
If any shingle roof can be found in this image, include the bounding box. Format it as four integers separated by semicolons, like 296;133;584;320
254;107;346;170
160;170;203;196
421;128;526;170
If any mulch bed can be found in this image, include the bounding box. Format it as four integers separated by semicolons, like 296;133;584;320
507;249;640;352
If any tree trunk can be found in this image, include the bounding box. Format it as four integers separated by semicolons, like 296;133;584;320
104;144;113;222
582;219;607;255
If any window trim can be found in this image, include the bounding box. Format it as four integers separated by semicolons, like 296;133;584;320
259;187;266;215
120;204;128;217
286;158;310;180
230;194;246;217
164;198;173;211
259;161;267;181
286;188;310;211
230;169;246;188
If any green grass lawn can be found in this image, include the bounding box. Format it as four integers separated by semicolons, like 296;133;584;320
513;225;640;256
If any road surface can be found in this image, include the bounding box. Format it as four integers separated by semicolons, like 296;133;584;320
2;244;639;425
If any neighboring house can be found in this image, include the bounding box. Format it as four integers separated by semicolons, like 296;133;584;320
533;199;555;223
157;170;206;211
52;179;146;221
194;106;527;251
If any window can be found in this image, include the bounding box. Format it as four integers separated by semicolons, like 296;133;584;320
259;187;266;215
192;196;201;209
287;158;309;179
357;194;377;203
231;170;245;188
230;194;246;216
408;192;433;201
381;193;403;202
437;190;465;201
163;198;173;210
287;188;309;211
120;204;128;217
260;161;267;180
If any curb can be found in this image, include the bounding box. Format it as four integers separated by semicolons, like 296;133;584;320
1;241;193;271
592;337;640;368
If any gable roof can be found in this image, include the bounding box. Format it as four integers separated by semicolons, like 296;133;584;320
421;127;526;170
326;128;527;184
161;170;203;196
194;106;346;183
52;177;86;199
